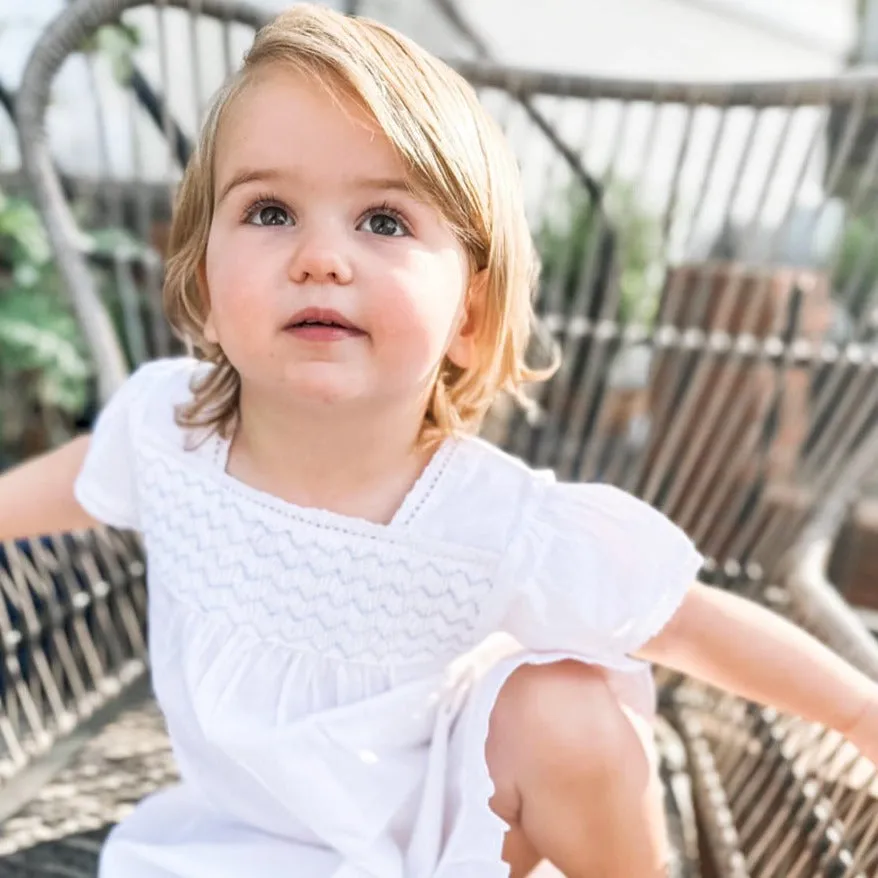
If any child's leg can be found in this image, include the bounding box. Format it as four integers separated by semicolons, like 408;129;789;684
486;660;669;878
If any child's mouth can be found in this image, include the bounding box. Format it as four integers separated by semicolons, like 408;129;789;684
284;310;365;341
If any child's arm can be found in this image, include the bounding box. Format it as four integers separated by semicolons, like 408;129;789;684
0;436;100;542
637;583;878;757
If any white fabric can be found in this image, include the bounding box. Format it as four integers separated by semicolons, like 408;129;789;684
75;357;705;878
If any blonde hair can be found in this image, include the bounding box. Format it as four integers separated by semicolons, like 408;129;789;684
163;3;554;446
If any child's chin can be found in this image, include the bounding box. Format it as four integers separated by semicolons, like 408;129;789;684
284;377;368;408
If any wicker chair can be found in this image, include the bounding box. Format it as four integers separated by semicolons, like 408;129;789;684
5;0;878;874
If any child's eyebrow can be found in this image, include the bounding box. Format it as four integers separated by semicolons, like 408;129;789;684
216;168;414;205
216;168;284;205
350;176;413;194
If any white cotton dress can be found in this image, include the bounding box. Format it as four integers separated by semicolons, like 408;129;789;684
74;357;704;878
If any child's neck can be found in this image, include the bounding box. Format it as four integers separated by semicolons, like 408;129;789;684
228;392;436;525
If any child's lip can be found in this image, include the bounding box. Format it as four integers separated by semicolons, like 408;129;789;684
284;307;362;332
285;323;365;342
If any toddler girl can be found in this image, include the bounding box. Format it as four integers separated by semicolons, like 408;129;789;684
5;6;878;877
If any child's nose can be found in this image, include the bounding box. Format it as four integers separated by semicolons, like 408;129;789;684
287;229;353;285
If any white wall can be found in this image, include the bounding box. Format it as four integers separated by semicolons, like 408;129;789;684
462;0;854;79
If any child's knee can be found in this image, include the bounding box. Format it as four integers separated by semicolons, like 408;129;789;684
487;660;651;795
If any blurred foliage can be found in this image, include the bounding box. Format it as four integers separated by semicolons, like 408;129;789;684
0;187;155;460
81;23;142;84
536;180;663;326
0;189;92;455
0;21;147;461
832;214;878;327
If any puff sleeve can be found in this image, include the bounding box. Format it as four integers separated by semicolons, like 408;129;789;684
74;359;178;531
502;480;704;668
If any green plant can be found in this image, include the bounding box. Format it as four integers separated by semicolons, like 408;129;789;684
536;180;663;327
0;187;92;457
0;20;149;461
81;23;142;84
832;214;878;325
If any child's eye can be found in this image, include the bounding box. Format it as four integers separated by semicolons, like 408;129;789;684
357;207;410;238
244;202;294;227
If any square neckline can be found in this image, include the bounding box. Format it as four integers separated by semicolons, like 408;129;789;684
207;430;461;534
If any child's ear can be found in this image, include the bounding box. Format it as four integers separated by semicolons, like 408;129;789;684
196;261;218;345
447;270;488;370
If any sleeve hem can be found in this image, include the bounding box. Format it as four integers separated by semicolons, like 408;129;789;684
624;543;705;656
74;479;139;531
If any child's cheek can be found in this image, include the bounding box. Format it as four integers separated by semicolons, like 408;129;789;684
368;287;430;345
207;234;268;310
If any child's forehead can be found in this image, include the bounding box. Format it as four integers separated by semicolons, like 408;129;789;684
214;67;410;185
225;66;379;137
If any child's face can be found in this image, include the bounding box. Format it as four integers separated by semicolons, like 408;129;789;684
203;67;474;416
